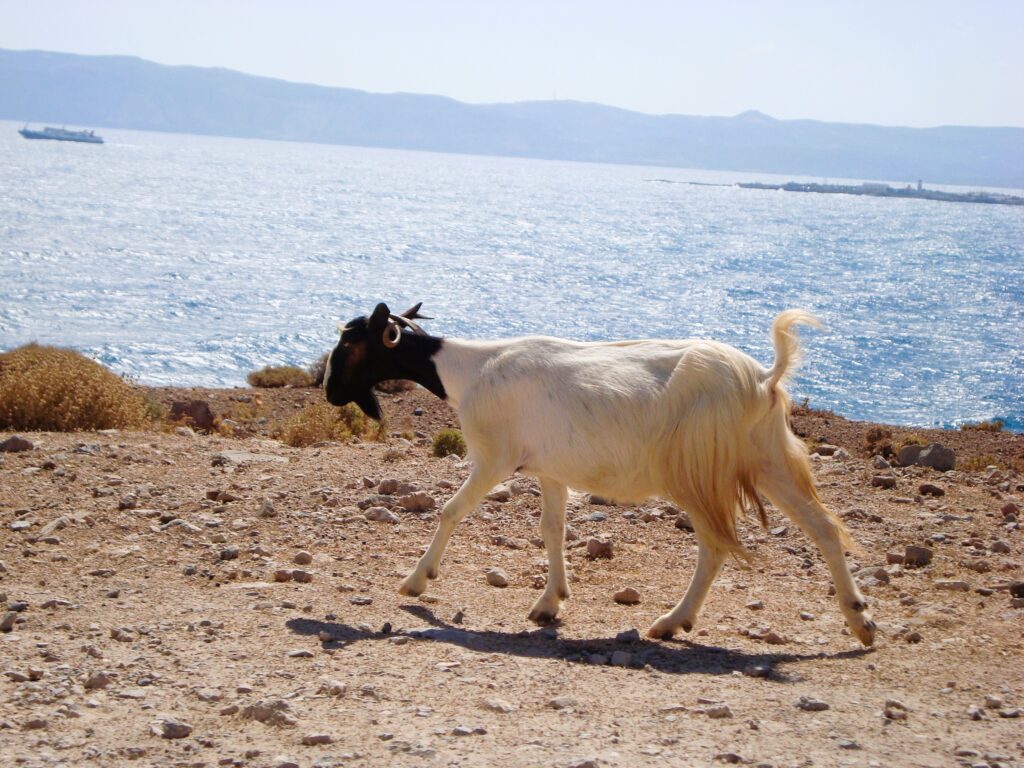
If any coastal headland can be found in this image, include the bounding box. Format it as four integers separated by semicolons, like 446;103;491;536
1;384;1022;766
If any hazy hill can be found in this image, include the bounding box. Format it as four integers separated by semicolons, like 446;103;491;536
2;48;1022;188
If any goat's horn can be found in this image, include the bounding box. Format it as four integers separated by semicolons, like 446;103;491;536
400;303;433;321
389;314;426;336
382;322;401;348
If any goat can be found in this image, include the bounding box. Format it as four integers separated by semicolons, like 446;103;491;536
323;302;876;646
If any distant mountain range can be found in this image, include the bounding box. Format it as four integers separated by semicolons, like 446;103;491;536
2;48;1022;188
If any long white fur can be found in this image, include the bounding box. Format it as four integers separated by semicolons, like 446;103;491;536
398;310;876;645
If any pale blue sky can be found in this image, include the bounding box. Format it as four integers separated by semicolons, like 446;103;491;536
2;0;1021;127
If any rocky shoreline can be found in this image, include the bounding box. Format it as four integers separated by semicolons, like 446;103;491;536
1;385;1022;768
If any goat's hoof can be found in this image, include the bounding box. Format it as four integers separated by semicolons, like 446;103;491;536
850;614;877;647
646;617;678;640
529;610;559;625
398;573;427;597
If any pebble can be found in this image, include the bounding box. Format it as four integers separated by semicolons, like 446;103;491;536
241;700;298;727
365;507;400;523
586;537;613;559
549;696;579;710
872;455;891;469
918;483;945;497
273;569;293;582
219;546;239;561
615;628;641;643
486;486;512;502
84;671;112;689
291;569;313;583
22;718;48;730
350;596;373;605
674;512;694;531
258;499;277;518
0;436;35;452
884;699;908;720
482;698;515;713
399;492;436;512
0;612;18;632
485;568;509;587
796;696;830;711
934;580;970;591
610;651;632;667
871;475;897;489
151;717;192;739
706;704;733;719
1008;581;1024;598
293;551;313;565
745;600;764;610
286;649;313;658
452;725;486;736
903;545;933;568
301;734;334;745
613;587;641;605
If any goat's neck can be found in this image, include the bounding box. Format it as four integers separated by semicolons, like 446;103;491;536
378;333;447;401
431;338;509;411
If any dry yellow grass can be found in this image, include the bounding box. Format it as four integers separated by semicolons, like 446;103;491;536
272;402;381;447
247;365;314;388
0;343;150;431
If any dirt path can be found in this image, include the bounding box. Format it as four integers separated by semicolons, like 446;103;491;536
1;388;1022;767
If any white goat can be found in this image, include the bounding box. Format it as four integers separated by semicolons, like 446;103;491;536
323;303;875;646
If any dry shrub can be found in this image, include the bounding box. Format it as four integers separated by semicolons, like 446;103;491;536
961;419;1004;432
960;454;999;473
308;353;329;387
272;402;381;447
0;343;149;431
432;428;467;458
247;365;313;388
375;379;417;394
863;426;894;458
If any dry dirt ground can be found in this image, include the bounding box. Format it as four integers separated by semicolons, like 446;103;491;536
1;386;1022;768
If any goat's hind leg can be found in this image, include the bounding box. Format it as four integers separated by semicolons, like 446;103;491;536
399;465;503;597
760;458;876;647
528;478;570;624
647;534;725;639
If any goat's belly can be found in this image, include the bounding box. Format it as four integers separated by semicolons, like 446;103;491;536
520;453;659;505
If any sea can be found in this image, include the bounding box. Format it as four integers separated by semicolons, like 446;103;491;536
1;120;1022;431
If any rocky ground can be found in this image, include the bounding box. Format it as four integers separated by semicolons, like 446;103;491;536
1;386;1022;768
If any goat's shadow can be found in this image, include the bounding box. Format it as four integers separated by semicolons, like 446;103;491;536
285;604;870;678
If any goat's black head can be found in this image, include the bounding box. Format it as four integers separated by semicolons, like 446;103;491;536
323;302;435;420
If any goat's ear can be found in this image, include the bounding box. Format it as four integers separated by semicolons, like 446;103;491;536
369;303;391;328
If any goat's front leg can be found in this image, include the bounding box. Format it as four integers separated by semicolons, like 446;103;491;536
398;465;501;597
528;478;570;624
647;536;725;639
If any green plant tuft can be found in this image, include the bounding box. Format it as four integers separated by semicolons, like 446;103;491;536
432;428;467;458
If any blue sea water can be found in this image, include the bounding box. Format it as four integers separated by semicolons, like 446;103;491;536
1;121;1022;430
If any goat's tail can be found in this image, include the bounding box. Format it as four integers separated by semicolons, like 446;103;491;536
764;310;822;395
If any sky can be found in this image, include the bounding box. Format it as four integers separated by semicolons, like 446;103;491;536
2;0;1022;128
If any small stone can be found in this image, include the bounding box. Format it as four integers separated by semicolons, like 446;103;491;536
746;600;764;610
934;580;970;592
884;699;908;720
674;512;694;531
549;696;578;710
365;507;400;524
273;569;293;582
301;734;334;745
482;698;515;713
838;739;861;750
613;587;641;605
904;545;933;568
706;704;733;719
485;568;509;588
872;455;890;469
1;436;35;452
615;628;641;643
813;444;837;456
291;569;313;583
1;612;19;632
886;551;905;565
287;649;313;658
998;708;1021;718
220;546;239;561
918;483;945;497
983;694;1003;709
966;705;984;720
1000;502;1019;518
84;671;112;689
871;475;897;489
22;718;47;730
258;499;277;517
399;492;436;512
796;696;829;711
293;551;313;565
586;537;613;559
990;540;1011;554
151;717;192;739
349;595;372;605
610;651;632;667
799;611;815;621
487;486;512;502
1008;581;1024;598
